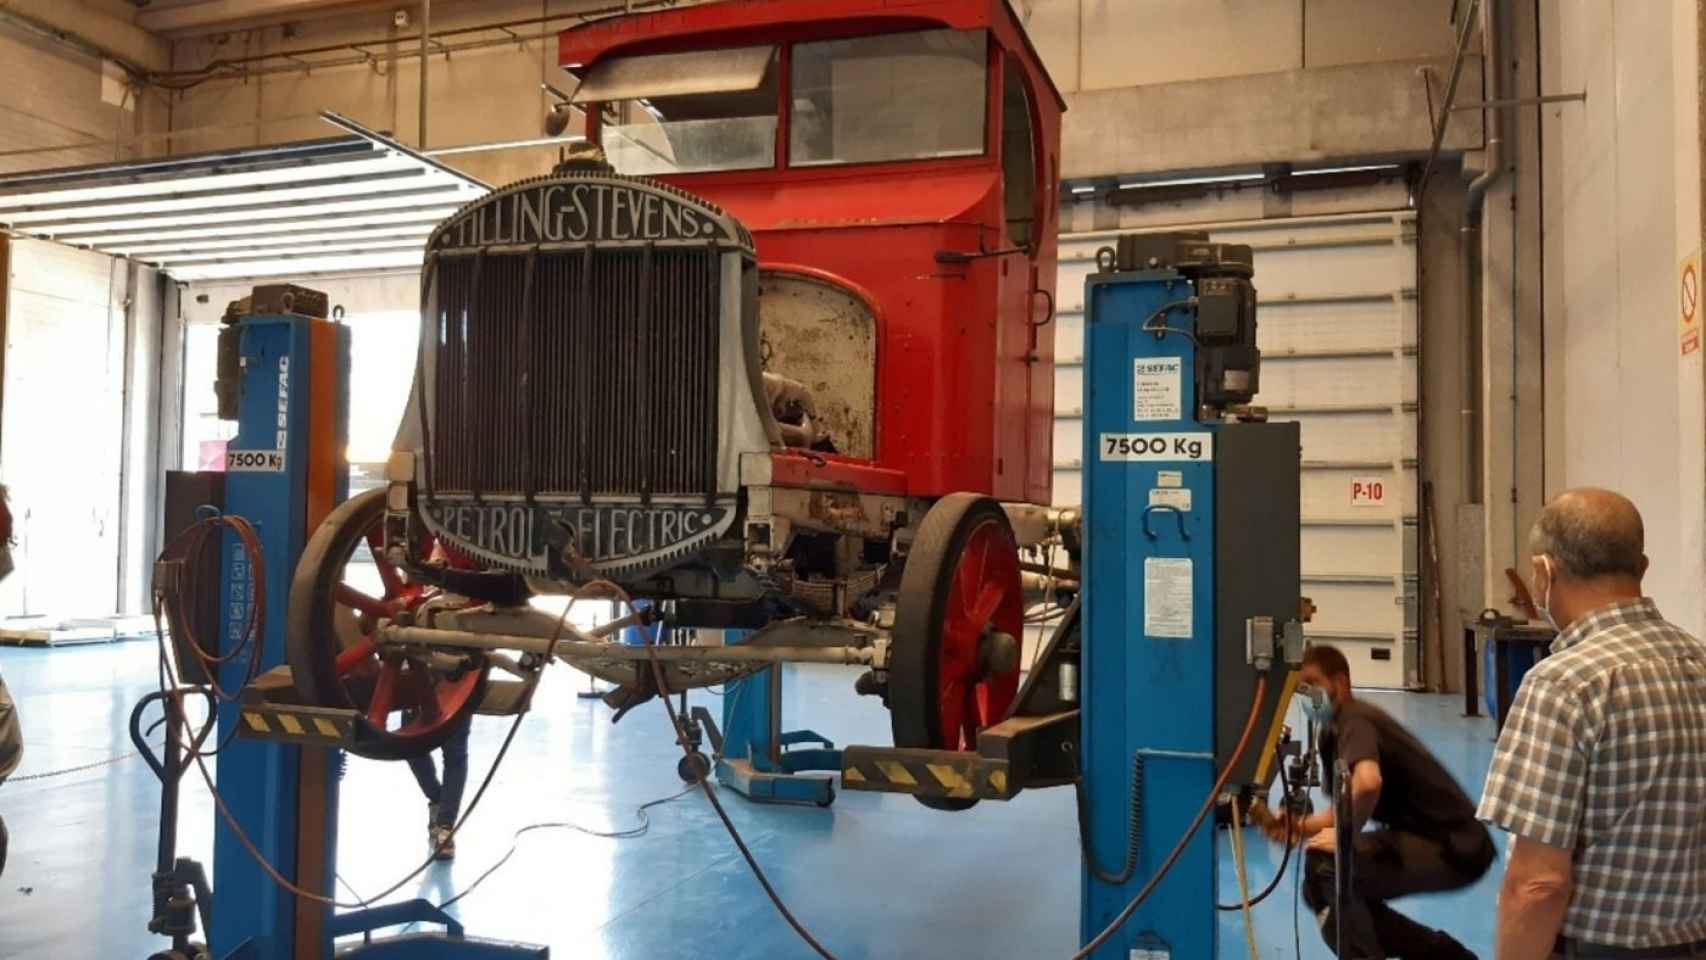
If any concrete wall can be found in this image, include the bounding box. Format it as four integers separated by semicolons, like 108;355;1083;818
1417;163;1473;691
1474;0;1545;636
158;0;1483;184
1539;0;1703;634
1025;0;1483;179
0;18;168;174
166;0;640;185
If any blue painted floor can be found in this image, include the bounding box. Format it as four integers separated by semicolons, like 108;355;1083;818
0;642;1505;959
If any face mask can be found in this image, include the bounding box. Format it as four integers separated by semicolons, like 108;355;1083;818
1535;556;1559;631
1298;683;1334;725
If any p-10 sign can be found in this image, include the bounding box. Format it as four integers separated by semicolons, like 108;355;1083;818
1350;476;1388;508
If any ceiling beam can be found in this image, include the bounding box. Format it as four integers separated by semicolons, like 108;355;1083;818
138;0;392;36
0;0;170;73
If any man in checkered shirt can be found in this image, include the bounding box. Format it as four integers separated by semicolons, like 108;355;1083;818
1479;488;1706;959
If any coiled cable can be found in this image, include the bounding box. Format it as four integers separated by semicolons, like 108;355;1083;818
1071;746;1144;886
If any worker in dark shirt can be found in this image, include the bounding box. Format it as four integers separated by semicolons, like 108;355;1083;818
1276;645;1496;960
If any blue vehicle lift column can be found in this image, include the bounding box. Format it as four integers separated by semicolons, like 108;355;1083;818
212;308;349;960
1080;236;1301;959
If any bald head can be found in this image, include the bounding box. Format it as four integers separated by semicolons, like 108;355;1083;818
1529;487;1646;581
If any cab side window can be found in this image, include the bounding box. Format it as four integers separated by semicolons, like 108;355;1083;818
1001;54;1038;251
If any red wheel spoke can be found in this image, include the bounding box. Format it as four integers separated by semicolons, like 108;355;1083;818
336;584;391;619
960;683;981;747
968;582;1005;629
954;537;990;623
939;677;968;752
335;639;379;676
368;660;401;727
365;528;404;598
930;519;1025;749
404;660;442;723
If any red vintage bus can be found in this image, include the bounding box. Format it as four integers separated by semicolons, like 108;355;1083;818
287;0;1069;794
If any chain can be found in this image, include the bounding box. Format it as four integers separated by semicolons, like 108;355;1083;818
8;752;137;783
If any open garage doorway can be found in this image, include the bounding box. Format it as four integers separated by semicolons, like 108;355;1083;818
0;239;129;620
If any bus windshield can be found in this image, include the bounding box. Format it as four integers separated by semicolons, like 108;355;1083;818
789;28;988;167
580;28;990;176
578;46;782;176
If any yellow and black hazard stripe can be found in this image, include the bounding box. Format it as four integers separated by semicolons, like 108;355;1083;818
840;748;1012;801
238;707;357;745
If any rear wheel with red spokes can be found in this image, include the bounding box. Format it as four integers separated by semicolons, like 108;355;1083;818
890;493;1025;811
287;488;488;761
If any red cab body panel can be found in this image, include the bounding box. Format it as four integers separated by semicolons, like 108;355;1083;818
561;0;1063;505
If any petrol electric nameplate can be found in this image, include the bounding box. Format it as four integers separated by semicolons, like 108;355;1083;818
1097;432;1214;462
419;498;736;575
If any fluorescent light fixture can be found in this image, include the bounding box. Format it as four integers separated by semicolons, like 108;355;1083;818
1118;172;1266;189
0;156;417;211
60;208;465;246
167;250;427;283
0;125;488;284
426;135;588;157
1292;164;1401;177
147;238;429;266
111;224;439;257
1070;184;1097;195
1;176;476;226
24;190;473;236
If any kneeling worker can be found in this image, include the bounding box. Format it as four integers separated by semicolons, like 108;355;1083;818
1274;645;1495;959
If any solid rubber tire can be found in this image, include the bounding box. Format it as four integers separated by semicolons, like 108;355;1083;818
889;493;1023;811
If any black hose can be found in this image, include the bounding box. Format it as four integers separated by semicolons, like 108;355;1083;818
1216;761;1297;911
1072;747;1144;886
1070;676;1270;960
641;617;841;960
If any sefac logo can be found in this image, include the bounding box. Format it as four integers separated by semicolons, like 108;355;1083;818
434;180;738;250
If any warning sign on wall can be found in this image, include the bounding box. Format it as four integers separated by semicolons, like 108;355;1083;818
1681;249;1700;356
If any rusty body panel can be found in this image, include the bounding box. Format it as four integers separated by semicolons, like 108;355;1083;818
758;268;877;459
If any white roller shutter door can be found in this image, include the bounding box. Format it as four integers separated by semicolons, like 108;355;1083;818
0;239;127;617
1053;209;1421;688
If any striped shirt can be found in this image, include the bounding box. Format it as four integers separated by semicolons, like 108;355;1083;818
1477;598;1706;948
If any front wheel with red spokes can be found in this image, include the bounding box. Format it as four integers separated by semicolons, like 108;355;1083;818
889;493;1025;811
287;488;488;761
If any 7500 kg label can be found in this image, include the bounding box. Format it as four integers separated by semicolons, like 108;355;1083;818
1098;432;1214;462
226;449;286;473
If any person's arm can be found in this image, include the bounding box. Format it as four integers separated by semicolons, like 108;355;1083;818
1346;758;1382;829
1284;758;1379;843
1496;836;1573;960
1478;673;1594;960
1302;712;1380;848
1295;807;1333;837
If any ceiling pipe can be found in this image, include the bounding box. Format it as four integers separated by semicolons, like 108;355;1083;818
417;0;430;149
1461;0;1504;506
151;0;681;83
1416;0;1482;198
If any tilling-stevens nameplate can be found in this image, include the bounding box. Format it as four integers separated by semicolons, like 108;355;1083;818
437;182;729;249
